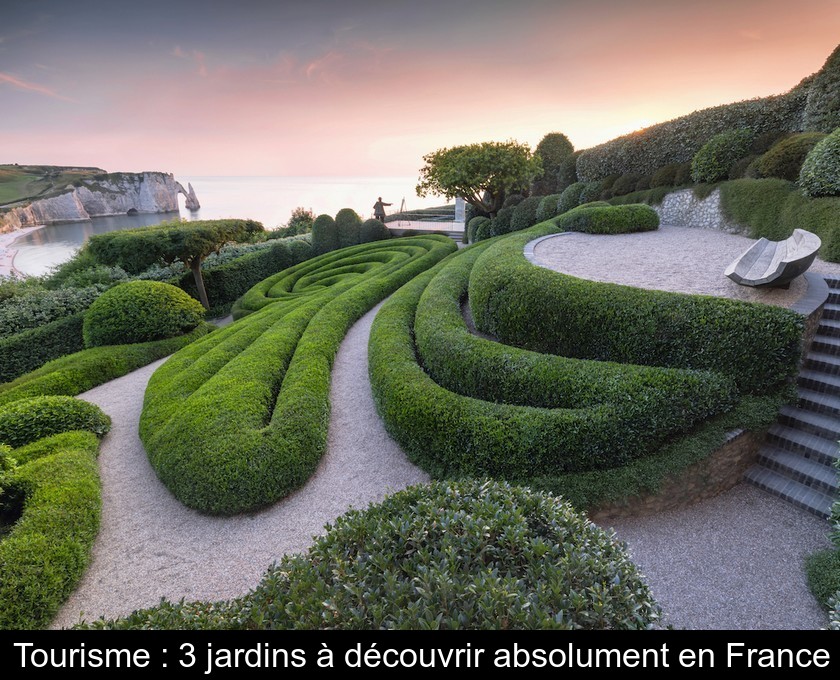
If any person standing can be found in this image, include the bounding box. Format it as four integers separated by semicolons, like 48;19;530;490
373;196;392;222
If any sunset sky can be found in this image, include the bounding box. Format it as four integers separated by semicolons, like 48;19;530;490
2;0;839;177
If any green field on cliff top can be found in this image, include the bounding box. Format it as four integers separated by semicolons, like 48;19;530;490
0;164;106;207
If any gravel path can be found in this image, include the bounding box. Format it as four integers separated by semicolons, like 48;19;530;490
51;226;834;629
52;302;428;628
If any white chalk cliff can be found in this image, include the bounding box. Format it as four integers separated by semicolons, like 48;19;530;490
0;172;199;233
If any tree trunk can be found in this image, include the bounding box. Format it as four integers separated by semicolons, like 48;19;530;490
190;259;210;310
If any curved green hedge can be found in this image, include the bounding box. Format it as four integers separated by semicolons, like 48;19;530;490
77;480;660;630
0;396;111;448
370;222;802;497
799;127;840;198
0;324;213;408
555;203;659;234
0;431;101;629
141;235;456;514
0;313;86;384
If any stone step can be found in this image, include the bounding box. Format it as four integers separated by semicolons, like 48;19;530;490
822;302;840;322
798;387;840;416
811;333;840;356
756;446;839;496
798;369;840;397
744;466;833;519
818;318;840;339
823;275;840;289
778;404;840;440
766;423;839;467
805;350;840;376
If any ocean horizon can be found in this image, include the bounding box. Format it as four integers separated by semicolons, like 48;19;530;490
10;175;448;276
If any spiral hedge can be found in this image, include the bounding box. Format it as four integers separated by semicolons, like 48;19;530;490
369;221;803;501
141;235;456;515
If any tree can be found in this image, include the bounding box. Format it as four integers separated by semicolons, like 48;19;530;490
86;219;264;309
416;140;542;217
533;132;574;194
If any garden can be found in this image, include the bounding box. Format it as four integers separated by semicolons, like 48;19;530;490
1;44;839;630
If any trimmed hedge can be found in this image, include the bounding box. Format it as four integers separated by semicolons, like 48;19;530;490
489;206;514;236
83;281;205;348
468;225;802;394
799;127;840;198
335;208;362;250
174;235;313;315
359;218;390;243
803;43;840;132
756;132;827;181
0;431;101;629
691;128;754;183
466;216;490;244
77;480;660;630
0;313;85;384
718;178;840;262
557;181;586;214
0;324;213;408
509;195;543;232
0;286;102;340
141;236;456;514
555;203;659;235
0;396;111;448
311;214;338;254
806;549;840;611
535;193;563;222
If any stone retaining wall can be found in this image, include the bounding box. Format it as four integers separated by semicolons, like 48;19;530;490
589;429;765;522
653;187;743;232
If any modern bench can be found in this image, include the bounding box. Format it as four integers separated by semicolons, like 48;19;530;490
724;228;821;288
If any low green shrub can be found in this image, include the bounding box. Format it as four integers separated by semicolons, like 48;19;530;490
0;285;103;339
0;431;101;629
556;152;580;191
0;314;85;384
611;173;642;197
673;162;693;185
0;396;110;448
502;193;525;209
535;193;563;222
335;208;362;249
557;181;586;214
0;324;213;408
83;281;205;348
650;164;680;188
806;549;840;610
142;236;456;514
489;206;514;236
77;480;660;630
799;127;840;198
757;132;827;181
359;218;390;243
718;178;840;261
468;225;802;394
473;218;494;243
311;214;338;254
728;154;760;180
509;196;543;232
691;128;754;183
555;203;659;235
830;594;840;630
579;180;607;204
467;216;489;243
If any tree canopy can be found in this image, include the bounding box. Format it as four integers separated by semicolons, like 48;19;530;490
416;140;542;216
86;218;264;309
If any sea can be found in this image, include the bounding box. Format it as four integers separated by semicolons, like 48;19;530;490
10;176;447;277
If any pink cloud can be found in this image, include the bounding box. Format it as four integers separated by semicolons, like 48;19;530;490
0;71;74;101
172;45;208;77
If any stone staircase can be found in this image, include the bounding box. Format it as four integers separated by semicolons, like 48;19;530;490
744;275;840;518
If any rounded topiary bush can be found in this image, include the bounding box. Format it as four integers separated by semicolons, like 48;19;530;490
557;203;659;235
650;164;679;188
359;218;390;244
467;216;491;243
490;206;515;237
611;173;642;196
240;480;660;629
557;181;586;214
335;208;363;249
473;218;494;243
800;127;840;197
502;193;525;209
509;196;543;232
691;128;754;183
535;193;563;223
83;281;205;348
757;132;827;181
0;396;110;448
556;152;580;192
311;213;338;254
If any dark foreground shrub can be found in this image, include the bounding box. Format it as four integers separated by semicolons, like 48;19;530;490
0;396;110;448
78;480;660;630
557;181;586;214
536;193;563;222
83;281;205;348
311;214;338;254
0;314;85;384
335;208;363;249
467;216;491;243
359;218;390;243
0;431;101;629
806;549;840;610
509;195;543;232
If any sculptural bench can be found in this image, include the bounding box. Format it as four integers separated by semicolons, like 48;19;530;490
724;228;821;288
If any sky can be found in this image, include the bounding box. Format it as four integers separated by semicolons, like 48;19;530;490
1;0;839;177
